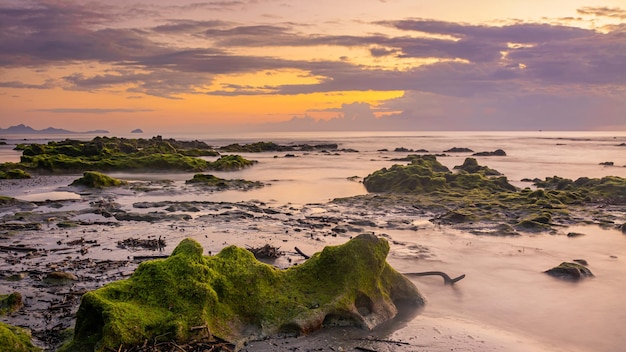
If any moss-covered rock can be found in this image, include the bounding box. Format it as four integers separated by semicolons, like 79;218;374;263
5;136;255;173
63;235;424;351
70;171;126;189
363;155;514;194
356;155;626;232
544;262;594;281
210;155;257;171
0;321;40;352
0;292;23;315
186;173;263;190
0;169;31;179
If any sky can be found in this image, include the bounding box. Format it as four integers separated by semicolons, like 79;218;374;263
1;0;625;134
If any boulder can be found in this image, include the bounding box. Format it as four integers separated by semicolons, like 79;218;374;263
63;234;424;351
0;322;39;352
545;262;594;281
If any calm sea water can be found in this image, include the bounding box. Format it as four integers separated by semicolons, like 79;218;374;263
1;131;625;351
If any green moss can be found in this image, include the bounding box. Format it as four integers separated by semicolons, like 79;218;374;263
0;169;31;179
0;322;40;352
63;235;423;351
210;155;257;171
0;292;23;315
356;155;626;232
363;156;515;194
70;171;126;189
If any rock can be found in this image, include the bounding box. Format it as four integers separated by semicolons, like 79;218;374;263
567;232;585;237
131;128;143;133
70;171;126;189
0;292;23;315
0;322;39;352
599;161;614;166
444;147;473;153
545;262;594;281
472;149;506;156
45;271;78;285
64;235;424;351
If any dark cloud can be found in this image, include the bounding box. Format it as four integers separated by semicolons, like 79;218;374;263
1;0;624;115
577;7;626;19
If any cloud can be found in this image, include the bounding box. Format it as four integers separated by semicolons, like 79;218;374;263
32;108;155;114
577;7;626;19
1;1;625;130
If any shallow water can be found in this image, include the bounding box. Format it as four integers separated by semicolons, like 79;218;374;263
1;131;625;351
387;224;626;352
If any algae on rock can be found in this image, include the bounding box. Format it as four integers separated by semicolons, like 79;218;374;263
63;234;424;351
70;171;126;189
0;322;40;352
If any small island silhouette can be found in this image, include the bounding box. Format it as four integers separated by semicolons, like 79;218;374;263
0;124;109;135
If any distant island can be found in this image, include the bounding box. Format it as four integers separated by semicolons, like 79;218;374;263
131;128;143;134
0;124;109;135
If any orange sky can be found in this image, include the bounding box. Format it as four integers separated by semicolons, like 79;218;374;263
1;0;625;133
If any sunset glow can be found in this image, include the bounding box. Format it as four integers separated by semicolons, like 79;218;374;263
1;0;625;133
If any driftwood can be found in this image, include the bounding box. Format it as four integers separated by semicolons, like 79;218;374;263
293;247;463;285
294;246;310;259
247;244;282;259
117;237;165;250
403;271;466;285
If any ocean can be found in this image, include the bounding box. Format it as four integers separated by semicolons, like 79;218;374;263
1;130;625;351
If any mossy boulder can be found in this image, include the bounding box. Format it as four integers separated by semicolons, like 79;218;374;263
63;234;424;351
545;262;594;281
0;169;31;179
70;171;126;189
0;322;40;352
0;292;23;315
210;155;257;171
363;155;515;194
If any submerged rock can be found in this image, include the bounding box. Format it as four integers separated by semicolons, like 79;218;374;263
63;234;424;351
544;262;594;281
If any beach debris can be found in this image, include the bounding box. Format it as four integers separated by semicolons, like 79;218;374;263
117;236;166;250
544;261;594;281
64;234;424;351
246;244;282;259
294;246;310;259
404;271;466;285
